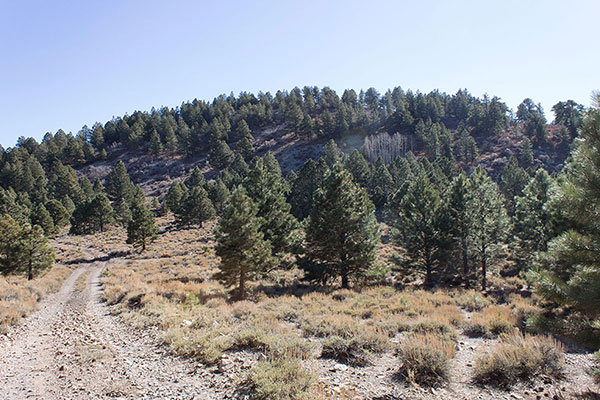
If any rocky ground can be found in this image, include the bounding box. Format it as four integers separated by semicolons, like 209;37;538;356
0;245;598;400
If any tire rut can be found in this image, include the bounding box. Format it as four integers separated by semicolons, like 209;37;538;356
0;254;220;400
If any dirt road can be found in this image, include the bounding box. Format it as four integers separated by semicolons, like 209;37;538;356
0;255;219;400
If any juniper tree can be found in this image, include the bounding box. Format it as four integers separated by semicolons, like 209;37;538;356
214;187;272;300
126;190;157;252
302;165;379;288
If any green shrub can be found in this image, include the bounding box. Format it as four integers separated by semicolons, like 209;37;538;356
474;332;564;387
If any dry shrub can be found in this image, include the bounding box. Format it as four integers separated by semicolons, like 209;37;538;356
245;359;315;400
396;333;456;386
474;332;565;387
321;329;392;366
456;290;492;311
589;351;600;385
464;305;517;338
0;265;72;332
299;314;357;338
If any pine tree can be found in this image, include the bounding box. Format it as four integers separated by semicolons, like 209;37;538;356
184;166;206;189
526;97;600;317
20;225;55;280
149;129;163;155
321;139;342;168
126;190;157;252
165;182;185;213
288;159;327;220
243;157;297;257
519;137;534;167
45;199;70;232
466;168;510;291
234;119;252;142
513;169;554;268
209;140;234;170
302;165;380;288
30;203;54;235
345;149;371;188
175;186;216;227
368;158;395;208
207;179;230;214
499;156;530;215
446;172;471;285
391;172;443;286
0;216;54;280
215;187;272;300
235;137;254;161
105;160;135;204
90;193;115;232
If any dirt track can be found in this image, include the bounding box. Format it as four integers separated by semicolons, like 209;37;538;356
0;254;219;400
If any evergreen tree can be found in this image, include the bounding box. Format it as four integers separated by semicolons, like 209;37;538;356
149;130;163;155
302;166;379;288
391;172;443;286
345;149;371;188
243;157;297;257
499;156;530;215
321;139;342;168
165;181;185;212
0;215;54;280
209;140;234;169
90;193;115;232
175;186;216;227
446;172;471;285
20;224;55;280
235;136;255;161
527;97;600;317
214;187;272;300
234;119;252;142
519;137;534;167
207;179;230;214
368;158;395;208
466;168;510;291
126;190;157;252
513;169;554;268
30;203;54;235
288;158;327;220
45;199;70;232
184;166;206;189
105;160;135;204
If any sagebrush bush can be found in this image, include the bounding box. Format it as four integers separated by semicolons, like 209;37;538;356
396;333;456;386
245;359;315;400
456;290;491;311
474;332;564;387
464;305;517;338
321;329;391;366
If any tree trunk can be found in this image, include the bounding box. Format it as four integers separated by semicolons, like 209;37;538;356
462;237;469;288
341;267;349;289
28;249;33;281
238;268;246;300
481;241;487;291
425;249;432;287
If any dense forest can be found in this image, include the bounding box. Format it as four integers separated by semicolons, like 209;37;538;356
0;86;597;351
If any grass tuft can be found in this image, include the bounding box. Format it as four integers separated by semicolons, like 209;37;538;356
395;333;456;386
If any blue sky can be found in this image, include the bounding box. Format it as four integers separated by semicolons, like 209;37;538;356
1;0;598;146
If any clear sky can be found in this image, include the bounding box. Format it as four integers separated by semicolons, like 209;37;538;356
1;0;598;147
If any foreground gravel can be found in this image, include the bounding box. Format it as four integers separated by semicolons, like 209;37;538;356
0;252;220;400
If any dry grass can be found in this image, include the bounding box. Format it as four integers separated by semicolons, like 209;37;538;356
464;305;518;338
395;332;456;386
0;264;72;332
74;271;90;292
474;331;565;387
